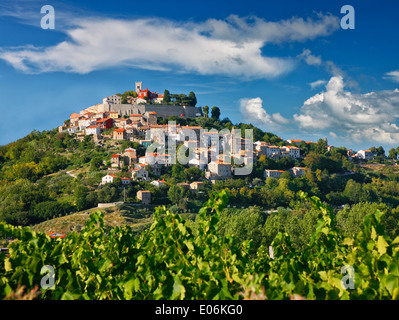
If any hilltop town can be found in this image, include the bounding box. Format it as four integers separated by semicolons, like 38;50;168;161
57;82;377;205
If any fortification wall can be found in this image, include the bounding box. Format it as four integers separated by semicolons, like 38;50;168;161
97;103;202;118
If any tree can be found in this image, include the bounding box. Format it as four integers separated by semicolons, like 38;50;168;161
163;90;171;104
74;185;88;211
211;106;221;120
33;201;74;221
184;166;204;181
388;148;397;160
376;146;385;157
203;106;209;118
171;163;185;180
188;91;197;106
167;186;187;204
90;157;103;171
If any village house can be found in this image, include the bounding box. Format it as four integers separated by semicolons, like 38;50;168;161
181;125;203;141
103;94;122;104
130;114;144;124
85;124;101;136
188;157;209;171
289;167;308;178
287;139;302;145
137;190;151;204
144;111;158;125
143;152;171;166
101;174;117;184
264;169;286;179
111;154;124;168
108;111;120;119
67;126;79;135
70;112;80;120
184;140;199;150
190;181;204;191
205;160;232;180
123;148;137;166
151;179;167;187
202;131;219;147
119;118;132;128
96;117;113;130
120;177;131;185
356;150;374;161
113;128;126;140
131;166;149;181
281;146;301;159
78;118;96;131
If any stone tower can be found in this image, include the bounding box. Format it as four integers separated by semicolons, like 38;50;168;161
135;82;142;93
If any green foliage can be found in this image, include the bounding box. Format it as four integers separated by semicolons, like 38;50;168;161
211;106;221;120
163;89;171;104
1;190;399;300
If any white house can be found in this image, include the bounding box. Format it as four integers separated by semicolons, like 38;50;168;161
287;139;302;145
356;150;374;161
102;174;117;184
151;179;167;187
85;125;101;136
67;126;79;135
78;118;96;131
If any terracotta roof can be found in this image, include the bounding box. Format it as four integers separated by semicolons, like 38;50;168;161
47;232;66;238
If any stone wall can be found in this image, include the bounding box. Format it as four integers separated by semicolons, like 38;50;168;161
98;103;202;118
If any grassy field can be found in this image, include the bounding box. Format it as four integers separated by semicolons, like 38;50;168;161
31;204;154;235
359;162;399;174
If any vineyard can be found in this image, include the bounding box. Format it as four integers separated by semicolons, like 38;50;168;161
1;190;399;300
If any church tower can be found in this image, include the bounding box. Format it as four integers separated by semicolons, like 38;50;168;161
135;82;142;93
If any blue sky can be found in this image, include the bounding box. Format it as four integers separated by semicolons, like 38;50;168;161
1;0;399;152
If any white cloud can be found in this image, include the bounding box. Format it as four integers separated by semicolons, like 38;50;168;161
240;97;290;129
384;70;399;83
298;49;322;66
0;13;340;78
309;79;327;89
293;76;399;143
271;112;291;125
298;48;345;79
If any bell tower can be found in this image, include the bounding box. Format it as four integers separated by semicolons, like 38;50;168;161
135;82;142;93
